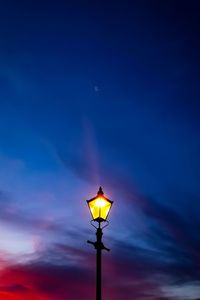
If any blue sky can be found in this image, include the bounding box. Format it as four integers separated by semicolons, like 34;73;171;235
0;0;200;299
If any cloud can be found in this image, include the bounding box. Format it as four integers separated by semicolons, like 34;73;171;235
0;250;93;300
0;242;176;300
0;284;29;293
0;188;77;238
0;263;172;300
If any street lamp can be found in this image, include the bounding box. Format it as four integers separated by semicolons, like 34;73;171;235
87;187;113;300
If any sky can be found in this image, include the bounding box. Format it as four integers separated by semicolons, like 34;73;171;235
0;0;200;299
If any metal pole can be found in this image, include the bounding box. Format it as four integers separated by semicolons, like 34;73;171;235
96;227;102;300
87;224;110;300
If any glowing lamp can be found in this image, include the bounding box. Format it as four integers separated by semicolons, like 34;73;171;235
87;187;113;222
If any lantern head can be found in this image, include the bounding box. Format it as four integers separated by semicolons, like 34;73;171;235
87;187;113;223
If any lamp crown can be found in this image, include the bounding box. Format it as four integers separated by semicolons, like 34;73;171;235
97;186;104;195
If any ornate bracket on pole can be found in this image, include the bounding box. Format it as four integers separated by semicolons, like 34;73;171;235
87;228;110;252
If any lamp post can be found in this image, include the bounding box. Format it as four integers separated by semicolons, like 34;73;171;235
87;187;113;300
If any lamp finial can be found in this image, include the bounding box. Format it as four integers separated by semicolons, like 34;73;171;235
97;186;104;195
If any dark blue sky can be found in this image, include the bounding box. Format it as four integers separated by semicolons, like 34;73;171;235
0;1;200;299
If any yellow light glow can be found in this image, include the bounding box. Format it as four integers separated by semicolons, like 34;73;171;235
88;196;112;221
96;198;107;208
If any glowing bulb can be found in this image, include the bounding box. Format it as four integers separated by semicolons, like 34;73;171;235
95;198;107;208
